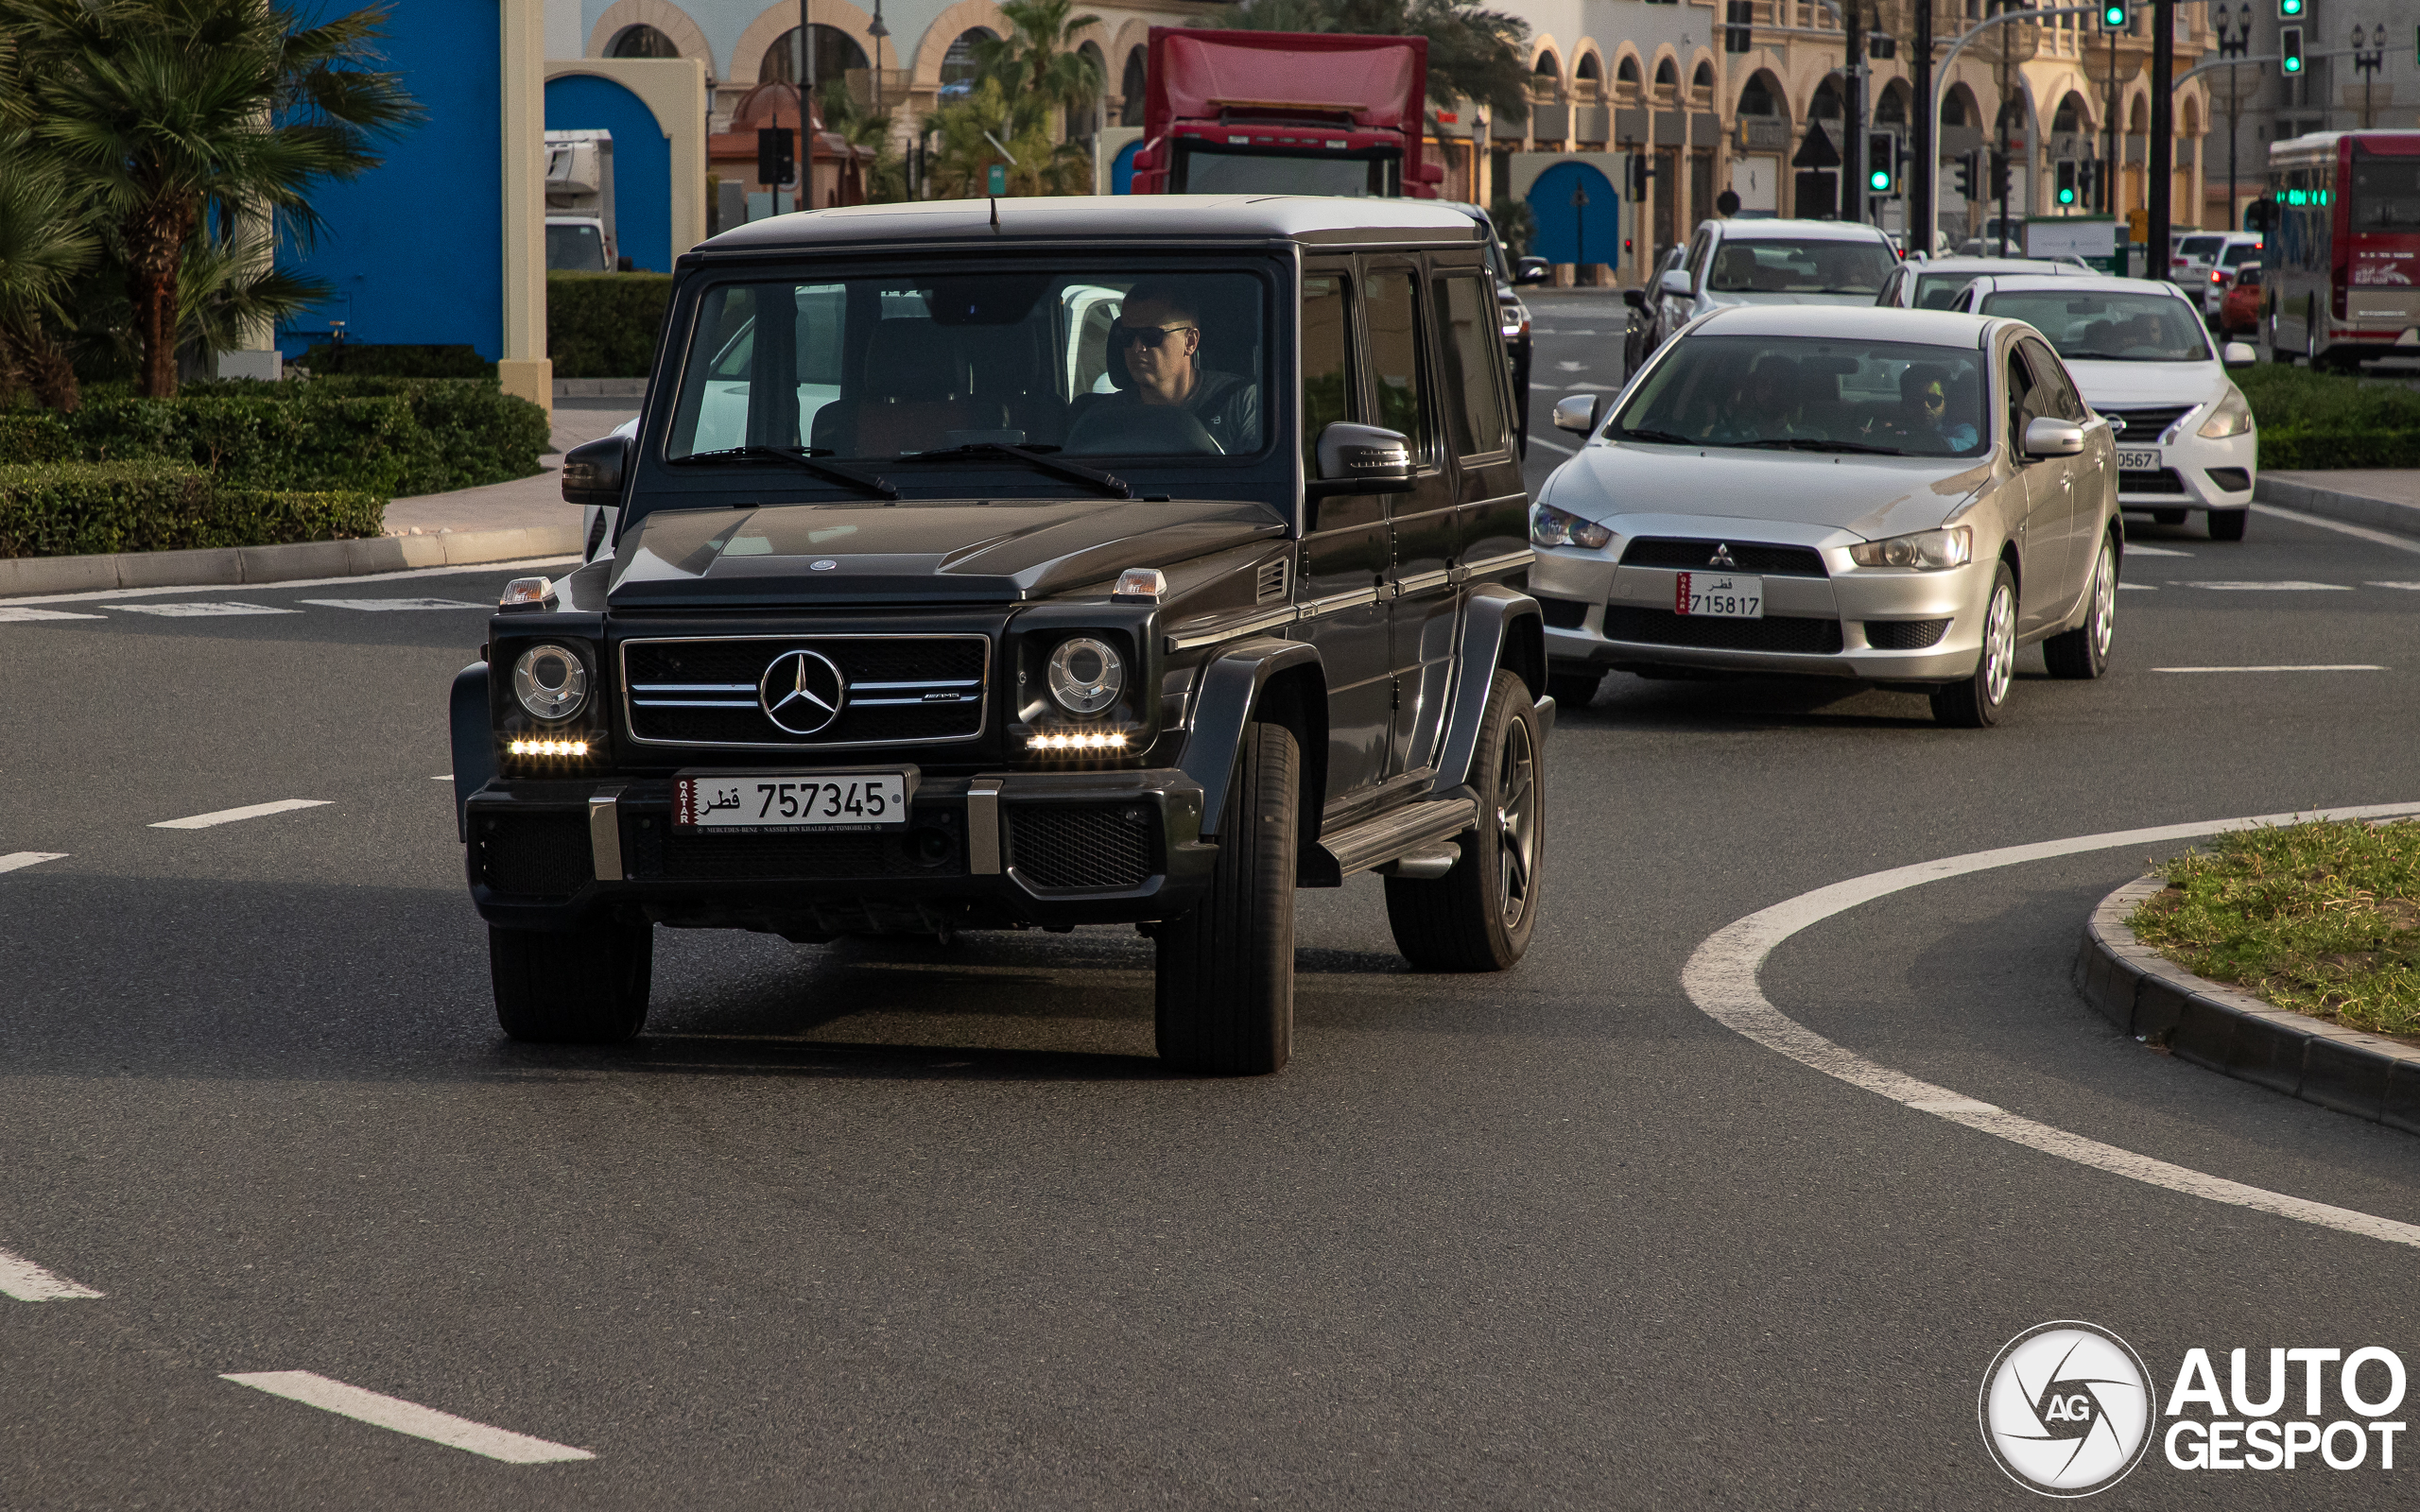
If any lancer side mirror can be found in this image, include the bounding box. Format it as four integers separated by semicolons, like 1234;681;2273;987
1552;394;1603;436
2221;341;2257;367
1306;421;1414;499
1514;256;1551;285
1657;268;1693;300
1621;287;1646;309
562;435;629;506
2022;417;2085;458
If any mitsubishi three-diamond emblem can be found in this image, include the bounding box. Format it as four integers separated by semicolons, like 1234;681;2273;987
1708;543;1739;569
758;648;847;735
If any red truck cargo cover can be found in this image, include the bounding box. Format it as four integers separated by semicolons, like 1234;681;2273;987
1147;28;1427;136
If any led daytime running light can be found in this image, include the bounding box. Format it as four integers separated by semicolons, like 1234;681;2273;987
508;738;590;757
1027;730;1130;752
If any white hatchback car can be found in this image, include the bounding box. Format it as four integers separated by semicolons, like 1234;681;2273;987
1955;273;2258;540
1876;256;2094;310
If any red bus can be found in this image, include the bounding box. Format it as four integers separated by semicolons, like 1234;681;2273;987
2262;129;2420;369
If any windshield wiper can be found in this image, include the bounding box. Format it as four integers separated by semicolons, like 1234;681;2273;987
1614;428;1697;446
892;441;1132;500
669;444;897;500
1733;438;1907;455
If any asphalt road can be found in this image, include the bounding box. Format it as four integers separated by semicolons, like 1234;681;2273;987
4;333;2419;1504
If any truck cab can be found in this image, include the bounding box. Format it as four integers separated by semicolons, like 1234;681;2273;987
1128;29;1443;198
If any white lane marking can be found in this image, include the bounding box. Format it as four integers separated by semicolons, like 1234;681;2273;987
1527;436;1580;456
0;555;578;609
1559;381;1619;391
149;799;331;830
103;602;300;617
2368;581;2420;591
431;775;454;782
0;1246;104;1300
297;597;489;611
2118;583;2158;592
2179;580;2351;592
0;852;68;874
2124;544;2194;558
1555;360;1589;371
220;1372;594;1464
2153;664;2386;673
0;607;107;622
2252;502;2420;557
1680;802;2420;1252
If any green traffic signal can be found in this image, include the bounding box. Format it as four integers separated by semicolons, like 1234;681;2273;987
2277;0;2302;16
2101;2;2127;26
2281;24;2303;71
1869;168;1892;192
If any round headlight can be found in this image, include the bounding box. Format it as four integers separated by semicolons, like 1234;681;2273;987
511;644;589;721
1046;636;1124;716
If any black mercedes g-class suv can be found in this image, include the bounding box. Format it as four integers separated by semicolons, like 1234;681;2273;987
451;197;1550;1074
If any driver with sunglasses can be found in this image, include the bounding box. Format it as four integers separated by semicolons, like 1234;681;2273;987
1874;363;1979;454
1097;279;1260;453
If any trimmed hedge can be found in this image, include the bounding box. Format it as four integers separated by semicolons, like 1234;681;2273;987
299;342;492;378
548;270;672;378
2258;431;2420;471
0;413;74;464
0;462;383;558
2239;365;2420;470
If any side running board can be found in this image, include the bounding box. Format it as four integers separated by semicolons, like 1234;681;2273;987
1303;796;1477;887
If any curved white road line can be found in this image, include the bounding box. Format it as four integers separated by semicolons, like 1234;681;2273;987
1681;803;2420;1250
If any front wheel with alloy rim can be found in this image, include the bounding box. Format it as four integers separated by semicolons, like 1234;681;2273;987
1931;561;2018;728
1155;719;1298;1074
2044;532;2117;679
1386;669;1544;971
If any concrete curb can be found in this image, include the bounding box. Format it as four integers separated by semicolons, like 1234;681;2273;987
2254;474;2420;539
2076;876;2420;1133
0;524;584;599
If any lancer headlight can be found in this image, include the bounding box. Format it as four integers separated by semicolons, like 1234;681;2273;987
1531;503;1613;550
2197;387;2255;439
510;643;590;720
1849;525;1972;571
1046;636;1124;715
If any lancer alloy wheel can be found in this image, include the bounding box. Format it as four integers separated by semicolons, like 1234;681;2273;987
2044;533;2117;679
1932;563;2017;728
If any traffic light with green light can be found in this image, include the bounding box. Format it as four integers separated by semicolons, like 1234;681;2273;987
2100;1;2129;27
2281;25;2303;71
2056;162;2078;205
2276;0;2302;17
1866;132;1897;196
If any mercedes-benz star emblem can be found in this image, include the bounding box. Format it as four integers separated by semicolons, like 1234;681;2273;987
1708;543;1739;569
759;648;847;735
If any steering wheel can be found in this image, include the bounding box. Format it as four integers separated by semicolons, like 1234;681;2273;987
1063;404;1223;457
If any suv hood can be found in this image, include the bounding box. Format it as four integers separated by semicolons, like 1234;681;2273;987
1545;442;1992;541
607;496;1287;608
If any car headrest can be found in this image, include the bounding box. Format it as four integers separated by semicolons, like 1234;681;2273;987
871;320;959;402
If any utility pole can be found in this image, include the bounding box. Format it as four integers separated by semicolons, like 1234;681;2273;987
2148;0;2172;283
1912;0;1935;252
2102;21;2118;216
2214;3;2249;232
1841;0;1865;221
2351;26;2384;129
798;0;814;209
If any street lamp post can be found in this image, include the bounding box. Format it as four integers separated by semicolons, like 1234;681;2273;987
2214;3;2250;232
2351;26;2384;129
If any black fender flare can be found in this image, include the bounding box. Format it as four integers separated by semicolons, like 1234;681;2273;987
450;662;495;843
1181;637;1327;841
1434;584;1546;795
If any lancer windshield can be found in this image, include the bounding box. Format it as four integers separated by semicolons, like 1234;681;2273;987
1978;289;2213;362
1609;335;1990;458
1705;237;1895;295
666;270;1270;461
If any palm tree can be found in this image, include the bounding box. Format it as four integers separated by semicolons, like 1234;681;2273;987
0;34;96;409
3;0;421;398
974;0;1104;122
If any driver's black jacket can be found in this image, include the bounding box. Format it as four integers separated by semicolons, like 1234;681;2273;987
1093;370;1261;454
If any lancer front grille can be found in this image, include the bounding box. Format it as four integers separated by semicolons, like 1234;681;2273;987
1621;538;1829;577
1601;606;1844;654
621;635;989;748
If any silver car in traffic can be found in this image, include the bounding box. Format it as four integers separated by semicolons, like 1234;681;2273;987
1530;305;2121;728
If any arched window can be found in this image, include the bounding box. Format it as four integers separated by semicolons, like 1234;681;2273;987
1692;60;1715;92
1739;73;1779;117
608;25;680;59
1943;88;1973;127
1070;42;1106;140
1654;58;1677;88
762;26;869;88
1614;55;1638;86
1875;84;1909;124
1810;78;1843;119
2051;94;2083;133
1119;47;1147;126
941;28;994;92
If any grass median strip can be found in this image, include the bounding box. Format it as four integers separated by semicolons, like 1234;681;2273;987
2129;817;2420;1040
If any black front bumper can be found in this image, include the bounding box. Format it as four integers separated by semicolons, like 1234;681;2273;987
465;768;1212;936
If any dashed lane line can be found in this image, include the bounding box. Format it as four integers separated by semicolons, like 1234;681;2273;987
1527;436;1580;456
296;598;490;611
2178;580;2353;592
102;602;300;618
149;799;332;830
221;1372;594;1465
0;555;579;610
2370;581;2420;591
0;607;106;623
0;852;68;874
0;1246;104;1300
2122;544;2194;558
2252;502;2420;557
2152;664;2387;673
1681;802;2420;1253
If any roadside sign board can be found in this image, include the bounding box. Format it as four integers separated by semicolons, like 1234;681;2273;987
989;163;1007;195
2026;217;2121;273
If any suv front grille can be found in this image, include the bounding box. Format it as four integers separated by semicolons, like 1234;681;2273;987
2101;405;2196;444
1008;804;1160;890
1602;606;1843;654
621;636;988;748
1620;538;1829;577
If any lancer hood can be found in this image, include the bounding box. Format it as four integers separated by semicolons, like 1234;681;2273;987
608;496;1286;607
1542;441;1993;541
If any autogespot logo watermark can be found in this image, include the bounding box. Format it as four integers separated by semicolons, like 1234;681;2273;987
1979;1321;2156;1497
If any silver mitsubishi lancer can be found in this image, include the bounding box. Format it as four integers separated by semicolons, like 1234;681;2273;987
1530;305;2120;728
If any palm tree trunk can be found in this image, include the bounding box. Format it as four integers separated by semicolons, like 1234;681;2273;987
1;320;83;413
126;195;197;399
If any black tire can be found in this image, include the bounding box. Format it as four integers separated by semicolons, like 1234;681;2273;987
2151;508;2187;526
1931;561;2018;729
2044;532;2117;680
491;917;652;1042
2208;508;2248;541
1155;720;1298;1074
1546;668;1602;711
1386;669;1543;972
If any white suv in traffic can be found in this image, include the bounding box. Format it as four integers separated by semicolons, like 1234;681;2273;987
1639;218;1899;360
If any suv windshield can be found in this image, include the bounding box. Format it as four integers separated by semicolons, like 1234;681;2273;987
1979;289;2212;362
1611;335;1989;457
1707;237;1894;295
666;269;1270;461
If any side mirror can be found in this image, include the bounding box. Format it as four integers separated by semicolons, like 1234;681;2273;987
1552;394;1603;436
1514;257;1551;285
1657;268;1693;300
1306;421;1414;498
562;435;629;506
1621;287;1646;309
2221;341;2257;367
2022;417;2085;458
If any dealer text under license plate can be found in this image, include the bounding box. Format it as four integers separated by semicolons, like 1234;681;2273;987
1675;571;1763;619
676;772;911;832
